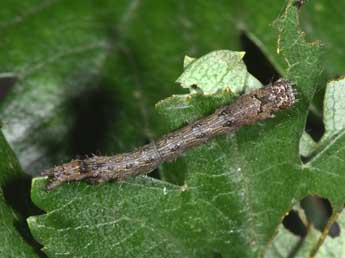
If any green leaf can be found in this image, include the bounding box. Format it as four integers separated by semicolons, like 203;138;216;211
27;1;329;257
0;132;37;257
176;50;262;94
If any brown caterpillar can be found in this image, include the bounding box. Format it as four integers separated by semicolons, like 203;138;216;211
42;78;296;191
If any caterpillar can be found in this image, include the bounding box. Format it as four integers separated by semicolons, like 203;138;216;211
42;78;296;191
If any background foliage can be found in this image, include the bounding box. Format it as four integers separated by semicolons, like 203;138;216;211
1;0;345;257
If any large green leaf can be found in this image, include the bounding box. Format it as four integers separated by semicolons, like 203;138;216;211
0;132;37;257
27;1;329;257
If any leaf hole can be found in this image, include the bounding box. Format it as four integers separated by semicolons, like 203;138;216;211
300;85;326;162
240;32;280;85
283;196;340;240
301;196;340;238
282;209;307;237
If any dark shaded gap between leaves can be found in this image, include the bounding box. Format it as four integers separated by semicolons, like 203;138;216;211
147;161;161;180
305;110;324;142
0;73;17;101
301;109;325;163
66;81;120;157
147;168;161;180
304;81;326;143
31;77;122;177
213;251;223;258
40;28;163;178
239;32;280;85
300;78;326;163
301;196;340;238
3;176;48;258
42;25;122;165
